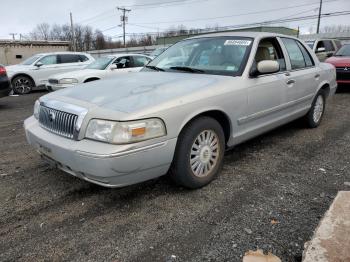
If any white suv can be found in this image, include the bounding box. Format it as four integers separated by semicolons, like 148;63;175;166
6;52;94;94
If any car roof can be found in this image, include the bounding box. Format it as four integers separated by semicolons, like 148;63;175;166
33;52;91;56
187;31;291;40
103;53;151;58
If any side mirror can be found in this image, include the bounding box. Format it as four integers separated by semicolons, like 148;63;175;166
110;64;118;70
316;47;326;53
256;60;280;75
35;62;44;67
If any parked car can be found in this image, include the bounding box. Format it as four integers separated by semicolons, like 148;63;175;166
305;39;342;62
46;54;152;91
6;52;94;94
325;44;350;84
0;65;11;98
24;32;336;189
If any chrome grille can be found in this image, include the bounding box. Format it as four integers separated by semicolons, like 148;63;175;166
39;106;78;139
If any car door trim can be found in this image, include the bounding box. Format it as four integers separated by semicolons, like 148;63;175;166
238;93;313;125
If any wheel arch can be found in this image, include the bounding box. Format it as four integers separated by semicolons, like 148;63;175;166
179;109;232;145
317;81;331;97
11;73;36;87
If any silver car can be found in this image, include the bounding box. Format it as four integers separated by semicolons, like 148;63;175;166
24;32;337;189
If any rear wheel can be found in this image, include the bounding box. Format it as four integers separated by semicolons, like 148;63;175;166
304;90;326;128
12;75;34;94
170;117;225;189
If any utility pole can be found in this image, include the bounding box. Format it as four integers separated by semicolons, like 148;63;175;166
316;0;323;34
70;12;76;51
9;33;17;41
117;7;131;48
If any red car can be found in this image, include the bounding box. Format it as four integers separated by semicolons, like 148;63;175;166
325;44;350;84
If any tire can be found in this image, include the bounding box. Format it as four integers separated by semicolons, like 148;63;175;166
12;75;34;94
170;116;225;189
304;89;326;128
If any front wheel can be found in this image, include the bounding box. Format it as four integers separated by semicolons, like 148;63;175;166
170;117;225;189
12;76;34;94
304;90;326;128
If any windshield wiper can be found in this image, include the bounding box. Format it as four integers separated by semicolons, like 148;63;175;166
145;65;165;71
169;66;205;73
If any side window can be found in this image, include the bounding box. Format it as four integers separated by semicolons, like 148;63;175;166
114;56;131;68
132;56;150;67
316;41;325;51
323;40;335;51
255;37;286;71
59;54;81;64
296;41;314;67
79;55;89;62
335;41;342;50
39;55;57;65
281;38;306;69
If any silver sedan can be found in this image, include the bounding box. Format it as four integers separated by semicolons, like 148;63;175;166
24;32;337;189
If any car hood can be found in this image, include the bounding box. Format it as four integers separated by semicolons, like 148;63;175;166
325;56;350;66
47;72;232;113
50;69;104;81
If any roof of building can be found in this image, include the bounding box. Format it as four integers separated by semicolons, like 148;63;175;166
0;40;70;46
300;32;350;41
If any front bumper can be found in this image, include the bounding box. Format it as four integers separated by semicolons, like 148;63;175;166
24;116;177;188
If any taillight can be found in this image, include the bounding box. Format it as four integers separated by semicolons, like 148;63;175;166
0;67;6;76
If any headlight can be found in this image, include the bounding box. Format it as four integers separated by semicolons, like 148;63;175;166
59;78;78;84
34;100;40;119
85;118;166;144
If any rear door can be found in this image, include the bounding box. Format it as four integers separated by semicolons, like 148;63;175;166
280;37;319;110
58;54;87;70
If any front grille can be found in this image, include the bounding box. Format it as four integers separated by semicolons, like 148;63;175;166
336;71;350;81
48;79;59;84
39;106;78;139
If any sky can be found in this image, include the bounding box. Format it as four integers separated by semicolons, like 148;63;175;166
0;0;349;40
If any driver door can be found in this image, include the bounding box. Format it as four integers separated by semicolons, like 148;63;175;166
241;37;288;132
29;55;61;86
108;56;133;75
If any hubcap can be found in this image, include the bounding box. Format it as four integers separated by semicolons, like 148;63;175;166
313;95;324;123
14;78;31;94
190;130;220;177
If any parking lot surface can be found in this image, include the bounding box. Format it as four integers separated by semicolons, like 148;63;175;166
0;90;349;262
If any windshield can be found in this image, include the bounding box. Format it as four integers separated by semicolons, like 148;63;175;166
86;57;114;70
21;55;42;65
150;47;167;57
335;45;350;56
305;41;315;49
146;37;253;76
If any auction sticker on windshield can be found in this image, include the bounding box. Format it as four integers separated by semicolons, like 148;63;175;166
224;40;252;46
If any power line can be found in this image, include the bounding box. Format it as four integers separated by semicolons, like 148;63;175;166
108;10;350;39
76;0;209;25
136;0;340;24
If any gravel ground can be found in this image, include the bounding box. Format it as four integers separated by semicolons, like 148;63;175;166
0;89;349;262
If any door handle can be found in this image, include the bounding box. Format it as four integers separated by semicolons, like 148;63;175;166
315;74;320;79
286;79;295;85
284;72;291;76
